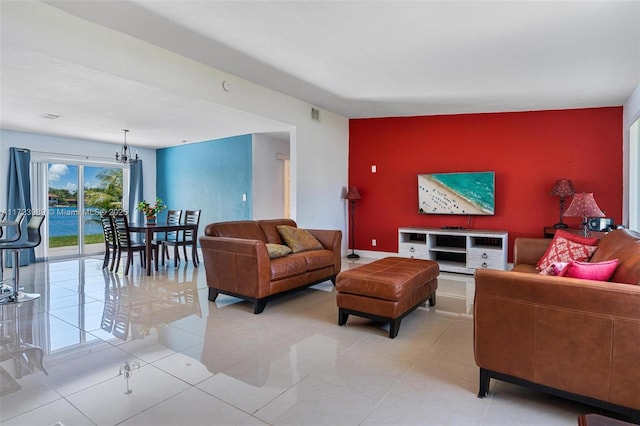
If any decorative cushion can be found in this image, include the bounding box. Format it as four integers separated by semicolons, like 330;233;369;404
536;235;598;271
277;225;323;253
564;259;620;281
539;262;569;276
266;243;292;259
553;229;599;246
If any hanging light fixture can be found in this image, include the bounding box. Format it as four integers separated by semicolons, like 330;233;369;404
115;129;139;164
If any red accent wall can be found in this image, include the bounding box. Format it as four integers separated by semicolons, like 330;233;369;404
348;107;623;261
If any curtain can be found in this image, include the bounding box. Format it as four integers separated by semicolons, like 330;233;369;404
5;147;34;266
128;160;144;243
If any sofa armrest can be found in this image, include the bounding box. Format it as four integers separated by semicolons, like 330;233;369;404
513;237;551;267
307;229;342;274
199;236;272;299
474;268;640;409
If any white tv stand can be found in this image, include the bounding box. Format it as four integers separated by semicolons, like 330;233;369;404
398;227;508;274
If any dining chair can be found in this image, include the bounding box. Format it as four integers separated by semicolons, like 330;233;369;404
0;214;45;304
151;209;182;268
112;213;147;276
100;213;118;271
162;209;201;267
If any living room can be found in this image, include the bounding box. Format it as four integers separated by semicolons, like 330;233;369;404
1;1;639;425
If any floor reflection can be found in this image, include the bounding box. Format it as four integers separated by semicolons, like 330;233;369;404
0;300;48;397
0;257;589;426
101;271;202;341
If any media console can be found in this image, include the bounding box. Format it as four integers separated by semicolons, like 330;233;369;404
398;227;508;274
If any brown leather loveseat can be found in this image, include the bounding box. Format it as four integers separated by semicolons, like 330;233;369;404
474;229;640;422
200;218;341;314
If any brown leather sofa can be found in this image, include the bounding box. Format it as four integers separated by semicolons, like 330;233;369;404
199;219;341;314
474;229;640;423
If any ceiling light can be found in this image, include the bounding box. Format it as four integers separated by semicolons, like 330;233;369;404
115;129;139;164
42;113;62;120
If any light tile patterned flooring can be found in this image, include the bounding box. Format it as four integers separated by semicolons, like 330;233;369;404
0;254;608;425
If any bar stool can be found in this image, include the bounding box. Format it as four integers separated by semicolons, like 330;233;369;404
0;215;45;304
0;212;26;282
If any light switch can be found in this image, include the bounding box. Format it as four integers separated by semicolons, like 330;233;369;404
372;165;377;173
242;193;247;201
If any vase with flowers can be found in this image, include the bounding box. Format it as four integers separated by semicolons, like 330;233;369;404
137;198;167;224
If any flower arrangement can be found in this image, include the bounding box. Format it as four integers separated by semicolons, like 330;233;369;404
137;198;167;218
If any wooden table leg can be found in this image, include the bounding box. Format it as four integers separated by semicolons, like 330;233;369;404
145;229;153;276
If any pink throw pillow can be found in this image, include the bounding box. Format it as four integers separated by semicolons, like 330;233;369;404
564;259;620;281
536;236;598;271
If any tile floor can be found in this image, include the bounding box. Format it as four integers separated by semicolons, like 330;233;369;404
0;254;612;425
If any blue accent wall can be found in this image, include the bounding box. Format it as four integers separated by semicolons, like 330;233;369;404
156;134;252;240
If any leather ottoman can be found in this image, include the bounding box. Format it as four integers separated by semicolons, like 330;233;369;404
335;257;439;338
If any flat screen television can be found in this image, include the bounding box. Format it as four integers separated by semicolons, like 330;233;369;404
418;171;495;215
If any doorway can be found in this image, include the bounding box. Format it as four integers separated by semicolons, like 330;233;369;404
46;163;125;258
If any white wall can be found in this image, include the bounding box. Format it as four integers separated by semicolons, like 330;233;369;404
1;2;350;250
252;133;290;220
0;130;158;207
623;83;640;231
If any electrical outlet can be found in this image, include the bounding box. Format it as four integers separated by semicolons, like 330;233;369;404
372;239;377;246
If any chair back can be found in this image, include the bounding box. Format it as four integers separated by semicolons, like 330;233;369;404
11;214;45;249
183;210;201;241
1;211;27;243
112;214;133;248
165;209;182;240
0;211;5;239
100;213;116;246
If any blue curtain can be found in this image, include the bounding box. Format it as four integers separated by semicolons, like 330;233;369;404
129;159;143;223
5;147;34;266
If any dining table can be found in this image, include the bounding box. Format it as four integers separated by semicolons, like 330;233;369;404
128;222;197;276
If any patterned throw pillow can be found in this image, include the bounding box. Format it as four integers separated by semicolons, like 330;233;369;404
536;236;598;271
266;243;292;259
538;262;569;276
276;225;323;253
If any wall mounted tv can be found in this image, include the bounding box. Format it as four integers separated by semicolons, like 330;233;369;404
418;171;495;215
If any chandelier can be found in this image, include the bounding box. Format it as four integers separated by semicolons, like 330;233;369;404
115;129;139;164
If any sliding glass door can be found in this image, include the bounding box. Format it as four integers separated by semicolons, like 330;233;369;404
47;163;124;258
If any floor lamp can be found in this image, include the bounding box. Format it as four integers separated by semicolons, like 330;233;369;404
345;186;361;259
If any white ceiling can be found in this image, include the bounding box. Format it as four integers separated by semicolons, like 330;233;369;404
1;0;639;148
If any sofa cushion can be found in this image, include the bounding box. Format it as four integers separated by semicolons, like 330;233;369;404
204;220;266;242
258;219;297;244
536;236;597;271
301;249;335;271
266;243;292;259
564;259;620;281
589;229;640;285
269;255;307;280
277;225;323;253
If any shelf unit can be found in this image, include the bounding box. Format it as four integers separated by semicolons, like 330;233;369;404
398;227;508;274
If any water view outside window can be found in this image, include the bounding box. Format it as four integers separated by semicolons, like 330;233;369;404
48;164;123;257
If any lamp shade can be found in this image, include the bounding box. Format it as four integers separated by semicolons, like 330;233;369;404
563;193;605;218
344;186;361;200
551;179;575;197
